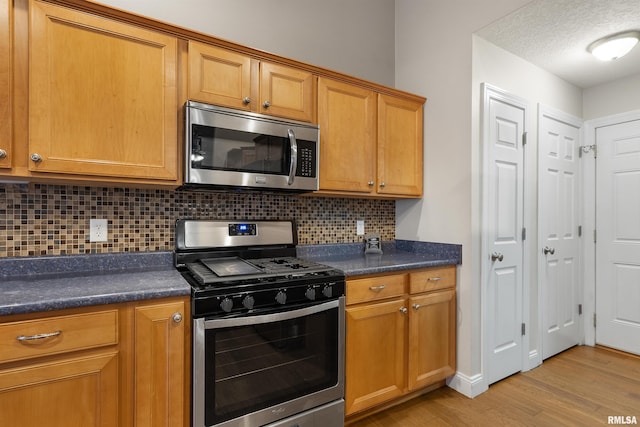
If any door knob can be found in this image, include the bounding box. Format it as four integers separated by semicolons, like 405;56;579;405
543;246;555;255
491;252;504;262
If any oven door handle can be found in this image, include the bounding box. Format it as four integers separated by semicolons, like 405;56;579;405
287;128;298;186
203;299;340;329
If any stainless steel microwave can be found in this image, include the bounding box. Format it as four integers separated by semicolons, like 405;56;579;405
184;101;319;192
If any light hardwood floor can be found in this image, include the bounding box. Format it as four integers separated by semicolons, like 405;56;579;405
350;346;640;427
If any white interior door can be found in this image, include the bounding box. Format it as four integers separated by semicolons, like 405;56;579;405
595;119;640;355
482;84;527;385
538;106;582;360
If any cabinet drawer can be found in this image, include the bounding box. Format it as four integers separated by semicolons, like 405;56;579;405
409;266;456;294
346;274;407;305
0;310;118;363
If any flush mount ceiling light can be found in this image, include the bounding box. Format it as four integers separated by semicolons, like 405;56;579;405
587;30;640;61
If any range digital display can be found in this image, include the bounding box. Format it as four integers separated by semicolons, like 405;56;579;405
228;223;257;236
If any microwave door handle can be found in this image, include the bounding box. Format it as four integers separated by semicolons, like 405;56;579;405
287;128;298;185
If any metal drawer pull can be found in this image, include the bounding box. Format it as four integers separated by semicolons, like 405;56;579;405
491;252;504;262
412;304;421;311
17;330;61;342
369;285;386;292
399;307;408;314
427;277;442;282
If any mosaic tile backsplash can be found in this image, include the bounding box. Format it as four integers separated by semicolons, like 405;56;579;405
0;184;395;258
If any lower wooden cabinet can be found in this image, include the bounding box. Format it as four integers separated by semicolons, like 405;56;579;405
346;298;407;414
408;289;456;391
345;266;456;417
0;296;189;427
134;300;186;427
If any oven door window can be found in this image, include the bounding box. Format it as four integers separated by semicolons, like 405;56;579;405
204;306;339;425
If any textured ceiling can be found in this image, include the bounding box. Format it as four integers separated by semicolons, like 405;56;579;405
476;0;640;88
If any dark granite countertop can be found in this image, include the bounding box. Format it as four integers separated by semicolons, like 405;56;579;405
0;252;190;317
297;240;462;276
1;240;461;317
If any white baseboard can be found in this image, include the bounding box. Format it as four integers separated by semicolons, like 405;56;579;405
446;371;487;398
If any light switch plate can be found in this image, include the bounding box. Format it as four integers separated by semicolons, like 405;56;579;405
89;218;108;242
356;220;365;236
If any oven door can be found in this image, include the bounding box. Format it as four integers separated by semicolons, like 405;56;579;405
193;297;345;427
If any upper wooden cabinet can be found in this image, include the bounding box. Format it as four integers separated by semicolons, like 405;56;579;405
318;77;376;194
0;0;11;169
28;0;179;182
377;94;424;197
188;41;315;122
317;77;424;199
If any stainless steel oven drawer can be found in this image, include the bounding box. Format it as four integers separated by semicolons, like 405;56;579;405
265;399;344;427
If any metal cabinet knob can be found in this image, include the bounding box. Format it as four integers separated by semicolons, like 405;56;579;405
412;304;421;311
367;181;374;187
0;149;6;159
491;252;504;262
30;153;43;163
379;182;386;188
399;307;408;314
543;246;556;255
243;97;251;105
263;101;271;108
172;312;183;323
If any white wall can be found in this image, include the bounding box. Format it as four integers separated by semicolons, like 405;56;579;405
394;0;534;397
394;0;585;398
92;0;396;87
583;72;640;120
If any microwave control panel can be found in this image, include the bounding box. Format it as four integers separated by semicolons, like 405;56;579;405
297;140;317;178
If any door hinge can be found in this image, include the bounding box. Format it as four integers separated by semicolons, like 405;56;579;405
521;227;526;241
593;313;597;328
578;304;583;315
522;132;527;146
579;144;597;158
578;225;582;237
521;323;526;336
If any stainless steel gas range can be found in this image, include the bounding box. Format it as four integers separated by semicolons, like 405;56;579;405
174;220;345;427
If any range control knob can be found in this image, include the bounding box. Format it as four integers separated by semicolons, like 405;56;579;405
322;285;333;298
275;290;287;305
220;297;234;313
305;287;316;301
242;295;255;310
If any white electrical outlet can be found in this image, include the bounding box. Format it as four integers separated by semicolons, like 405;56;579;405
356;220;365;236
89;219;108;242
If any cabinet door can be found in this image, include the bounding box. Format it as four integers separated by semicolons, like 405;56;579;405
29;1;178;181
345;298;407;415
377;94;423;196
408;289;456;390
134;300;186;427
318;77;376;194
0;0;10;169
188;41;254;111
259;61;314;122
0;352;119;427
